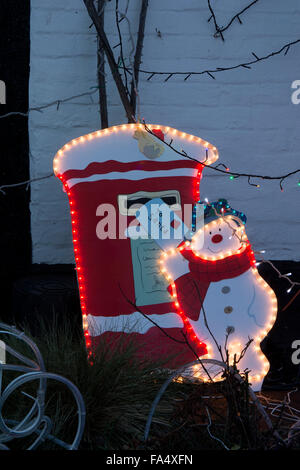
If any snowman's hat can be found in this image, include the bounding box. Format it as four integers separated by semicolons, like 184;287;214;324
191;198;247;234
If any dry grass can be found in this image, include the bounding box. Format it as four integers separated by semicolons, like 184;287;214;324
1;317;186;450
1;316;299;450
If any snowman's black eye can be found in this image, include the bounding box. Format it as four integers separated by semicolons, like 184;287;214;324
209;231;212;235
219;228;221;231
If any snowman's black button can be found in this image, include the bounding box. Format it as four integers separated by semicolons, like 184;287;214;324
224;306;233;314
221;286;230;294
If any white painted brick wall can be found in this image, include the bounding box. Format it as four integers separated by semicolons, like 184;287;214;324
29;0;300;263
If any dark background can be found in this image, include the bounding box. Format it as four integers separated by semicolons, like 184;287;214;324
0;0;31;317
0;0;299;389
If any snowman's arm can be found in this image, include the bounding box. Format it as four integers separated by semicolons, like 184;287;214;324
247;270;277;329
162;250;190;282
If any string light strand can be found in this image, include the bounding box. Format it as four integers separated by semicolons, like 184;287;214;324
0;87;99;121
122;38;300;81
143;121;300;190
207;0;260;39
0;174;53;195
255;256;300;295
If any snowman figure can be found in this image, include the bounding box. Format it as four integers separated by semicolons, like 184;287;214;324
160;199;278;391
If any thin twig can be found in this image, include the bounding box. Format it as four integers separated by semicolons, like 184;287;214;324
83;0;135;123
191;278;225;363
115;0;130;97
180;330;213;382
119;283;213;381
118;284;186;345
130;0;149;118
235;339;253;364
97;0;109;128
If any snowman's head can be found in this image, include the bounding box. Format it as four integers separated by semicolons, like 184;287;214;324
191;199;247;260
190;208;248;260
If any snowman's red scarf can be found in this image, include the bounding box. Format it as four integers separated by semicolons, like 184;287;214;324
168;243;255;321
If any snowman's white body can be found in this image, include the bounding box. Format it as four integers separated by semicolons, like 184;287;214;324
162;215;278;391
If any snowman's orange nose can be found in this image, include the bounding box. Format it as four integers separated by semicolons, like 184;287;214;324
211;234;223;243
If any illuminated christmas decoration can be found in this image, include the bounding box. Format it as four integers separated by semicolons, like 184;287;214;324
53;123;218;366
159;199;278;391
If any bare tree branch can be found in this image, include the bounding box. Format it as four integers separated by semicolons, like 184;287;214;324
83;0;135;122
130;0;149;117
115;0;130;97
97;0;109;128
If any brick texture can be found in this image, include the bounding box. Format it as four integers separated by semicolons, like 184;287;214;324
29;0;300;263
